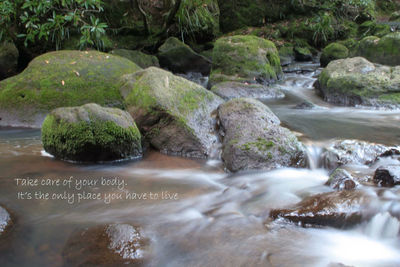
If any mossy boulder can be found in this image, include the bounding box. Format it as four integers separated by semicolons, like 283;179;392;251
338;38;359;57
157;37;211;75
110;49;159;68
210;35;282;86
0;50;141;128
218;98;307;172
42;103;142;162
316;57;400;107
120;67;223;158
294;46;312;61
210;81;284;100
356;33;400;66
0;41;19;80
320;43;349;67
63;224;149;266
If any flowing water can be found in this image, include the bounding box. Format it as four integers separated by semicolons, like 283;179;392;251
0;62;399;267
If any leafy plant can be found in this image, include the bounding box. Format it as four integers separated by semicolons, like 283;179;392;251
0;0;108;50
176;0;219;42
308;13;335;47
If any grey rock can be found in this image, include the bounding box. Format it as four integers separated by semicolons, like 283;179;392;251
120;67;223;158
157;37;211;75
218;98;307;172
211;81;284;100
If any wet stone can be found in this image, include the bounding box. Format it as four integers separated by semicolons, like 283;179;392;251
270;190;371;228
322;140;390;170
0;206;11;235
326;168;358;191
62;224;148;267
373;165;400;187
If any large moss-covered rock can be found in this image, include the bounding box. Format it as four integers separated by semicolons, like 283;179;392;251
218;98;307;172
42;103;142;162
356;33;400;66
210;35;282;86
120;67;223;158
110;49;159;68
157;37;211;75
320;43;349;67
0;41;19;80
0;50;141;128
317;57;400;107
63;224;149;266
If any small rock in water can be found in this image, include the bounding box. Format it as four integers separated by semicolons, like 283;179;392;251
326;168;358;190
211;81;284;100
322;140;389;170
373;165;400;187
270;190;371;228
62;224;148;266
293;101;315;110
0;206;11;235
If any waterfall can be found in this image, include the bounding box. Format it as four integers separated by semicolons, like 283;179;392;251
363;212;400;239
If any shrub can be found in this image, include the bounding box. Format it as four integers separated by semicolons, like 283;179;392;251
0;0;108;50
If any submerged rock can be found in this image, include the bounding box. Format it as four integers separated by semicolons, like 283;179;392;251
63;224;148;266
270;190;371;228
210;81;284;100
218;98;307;172
209;35;282;86
110;49;159;68
41;103;142;162
316;57;400;107
157;37;211;75
356;33;400;66
373;165;400;187
0;50;141;128
293;101;316;110
326;168;358;190
320;43;349;67
0;206;12;236
0;41;19;80
322;140;389;170
120;67;223;158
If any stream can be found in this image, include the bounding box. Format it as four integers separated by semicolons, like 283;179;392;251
0;62;399;267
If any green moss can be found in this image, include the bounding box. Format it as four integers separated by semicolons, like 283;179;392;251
42;111;141;161
241;137;274;152
320;43;349;67
110;49;159;68
0;50;141;125
357;33;400;66
210;35;282;85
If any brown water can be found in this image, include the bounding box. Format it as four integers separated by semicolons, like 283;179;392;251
1;63;400;267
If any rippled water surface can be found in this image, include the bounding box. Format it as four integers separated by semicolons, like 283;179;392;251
0;62;399;267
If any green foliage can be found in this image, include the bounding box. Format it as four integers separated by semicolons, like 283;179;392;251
308;13;335;47
0;0;108;50
176;0;219;42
